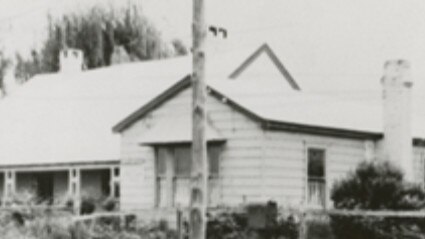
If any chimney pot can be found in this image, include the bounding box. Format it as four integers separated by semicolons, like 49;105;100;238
59;48;83;73
383;60;412;86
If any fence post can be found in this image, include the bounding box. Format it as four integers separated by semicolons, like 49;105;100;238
299;207;307;239
177;208;182;239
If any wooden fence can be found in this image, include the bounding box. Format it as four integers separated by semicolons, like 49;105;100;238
298;208;425;239
69;207;425;239
72;208;186;239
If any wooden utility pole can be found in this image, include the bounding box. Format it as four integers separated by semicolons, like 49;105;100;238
190;0;208;239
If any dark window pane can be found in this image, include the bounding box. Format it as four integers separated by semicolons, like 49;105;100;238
308;148;325;179
101;169;111;196
208;145;221;175
157;178;167;207
114;182;120;198
157;147;167;176
174;146;191;177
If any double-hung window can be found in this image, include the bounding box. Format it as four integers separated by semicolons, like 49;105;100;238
307;148;326;208
155;144;221;208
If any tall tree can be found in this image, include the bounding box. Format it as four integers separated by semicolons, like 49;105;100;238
0;50;10;96
15;3;187;81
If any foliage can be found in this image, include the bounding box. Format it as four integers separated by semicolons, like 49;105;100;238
330;160;425;239
171;39;188;56
80;197;96;215
206;202;299;239
14;2;188;81
0;207;74;239
0;50;10;95
101;197;119;212
0;205;178;239
75;216;178;239
207;211;246;239
305;216;334;239
79;196;121;215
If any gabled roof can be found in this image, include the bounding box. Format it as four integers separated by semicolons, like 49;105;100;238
113;74;425;145
4;41;425;168
112;76;382;140
228;43;300;91
0;42;302;166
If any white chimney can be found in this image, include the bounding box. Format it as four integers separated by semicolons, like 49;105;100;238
381;59;414;181
59;48;83;73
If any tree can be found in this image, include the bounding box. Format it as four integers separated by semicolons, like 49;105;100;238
14;51;40;83
15;3;187;81
330;161;425;239
0;50;10;96
172;39;189;56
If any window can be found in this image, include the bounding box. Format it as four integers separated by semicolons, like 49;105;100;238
155;144;222;207
157;148;167;176
307;148;326;208
308;148;325;180
114;168;120;177
174;146;191;177
156;148;169;207
208;145;221;176
114;182;120;198
173;145;191;206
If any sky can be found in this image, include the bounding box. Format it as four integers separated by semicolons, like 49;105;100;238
1;0;425;92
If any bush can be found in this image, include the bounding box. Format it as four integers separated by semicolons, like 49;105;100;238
306;217;334;239
101;197;119;212
80;197;96;215
0;207;74;239
86;218;178;239
206;202;299;239
330;161;425;239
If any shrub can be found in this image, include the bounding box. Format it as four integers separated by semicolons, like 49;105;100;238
207;211;246;239
206;202;299;239
87;218;178;239
0;207;74;239
101;197;119;212
306;216;334;239
330;161;425;239
80;197;96;215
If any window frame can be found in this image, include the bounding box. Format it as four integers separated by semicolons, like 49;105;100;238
306;146;327;208
173;145;192;178
154;142;223;208
307;147;326;181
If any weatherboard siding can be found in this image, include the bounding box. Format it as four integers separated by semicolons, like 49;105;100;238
119;85;393;210
120;85;425;211
120;134;156;211
414;146;425;184
262;131;368;208
119;87;266;209
259;136;425;208
208;96;264;205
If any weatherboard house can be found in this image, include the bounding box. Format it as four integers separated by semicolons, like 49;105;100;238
0;44;424;213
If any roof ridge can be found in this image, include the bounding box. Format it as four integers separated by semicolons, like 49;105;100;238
228;43;300;90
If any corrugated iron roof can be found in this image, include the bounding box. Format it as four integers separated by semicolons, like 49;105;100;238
2;43;425;167
0;57;191;166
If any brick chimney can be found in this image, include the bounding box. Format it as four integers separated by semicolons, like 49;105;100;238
381;59;414;181
59;48;83;73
